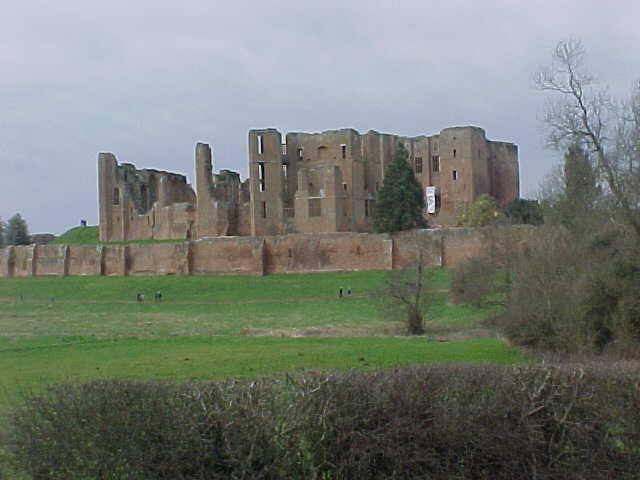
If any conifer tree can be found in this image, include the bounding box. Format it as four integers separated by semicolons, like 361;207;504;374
374;142;425;232
6;213;31;245
552;145;600;231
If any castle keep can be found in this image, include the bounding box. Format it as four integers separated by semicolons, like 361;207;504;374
98;126;519;242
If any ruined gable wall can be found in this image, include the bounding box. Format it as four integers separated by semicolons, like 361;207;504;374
98;153;196;243
152;203;196;240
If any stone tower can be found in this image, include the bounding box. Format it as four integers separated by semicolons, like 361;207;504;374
98;152;120;242
248;129;285;236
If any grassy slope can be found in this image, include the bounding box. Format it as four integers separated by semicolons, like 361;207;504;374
51;226;99;244
0;270;514;410
52;225;185;245
0;270;500;337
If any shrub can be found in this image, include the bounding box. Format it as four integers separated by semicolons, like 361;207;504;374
7;364;640;479
504;198;543;225
460;194;503;227
450;256;496;306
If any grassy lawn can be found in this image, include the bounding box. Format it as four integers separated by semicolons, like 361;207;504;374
0;268;521;477
51;225;99;244
0;270;497;338
0;269;514;409
0;336;524;409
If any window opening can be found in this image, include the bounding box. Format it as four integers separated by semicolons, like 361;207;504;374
261;201;267;218
415;157;423;174
257;135;264;155
113;187;120;205
282;164;288;193
258;162;266;192
309;198;321;217
432;155;440;172
453;148;457;158
341;144;347;159
452;170;458;181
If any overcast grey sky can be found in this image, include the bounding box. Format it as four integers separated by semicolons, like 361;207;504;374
1;0;639;234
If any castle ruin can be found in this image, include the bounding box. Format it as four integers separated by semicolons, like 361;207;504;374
98;126;519;242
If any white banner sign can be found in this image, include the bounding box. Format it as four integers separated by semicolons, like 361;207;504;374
426;186;437;214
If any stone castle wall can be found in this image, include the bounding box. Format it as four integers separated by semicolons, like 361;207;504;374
0;228;520;278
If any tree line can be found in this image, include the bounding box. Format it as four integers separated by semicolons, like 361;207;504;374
373;39;640;351
451;39;640;354
0;213;31;248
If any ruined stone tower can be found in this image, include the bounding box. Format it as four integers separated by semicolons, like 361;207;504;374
97;126;519;241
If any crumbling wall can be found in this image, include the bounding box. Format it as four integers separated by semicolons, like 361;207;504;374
264;233;392;274
12;246;35;277
102;245;127;276
34;245;68;276
68;246;102;276
0;248;10;277
191;237;264;275
0;228;532;278
441;228;484;266
128;243;190;275
391;230;444;269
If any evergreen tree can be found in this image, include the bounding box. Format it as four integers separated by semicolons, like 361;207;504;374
554;145;600;230
6;213;31;245
504;199;544;225
0;217;5;248
374;143;425;233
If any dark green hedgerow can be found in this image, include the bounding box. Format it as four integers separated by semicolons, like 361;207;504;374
7;363;640;479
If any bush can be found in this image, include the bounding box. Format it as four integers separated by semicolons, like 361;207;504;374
490;224;640;354
460;194;503;227
450;256;496;307
504;198;543;225
7;364;640;479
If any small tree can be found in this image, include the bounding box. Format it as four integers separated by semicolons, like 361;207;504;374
6;214;31;246
504;199;543;226
374;142;425;233
377;249;428;335
460;194;503;227
0;217;6;248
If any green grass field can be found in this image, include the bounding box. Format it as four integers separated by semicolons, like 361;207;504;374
0;269;517;412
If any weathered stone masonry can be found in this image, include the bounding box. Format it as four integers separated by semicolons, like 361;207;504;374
0;228;496;278
98;126;519;242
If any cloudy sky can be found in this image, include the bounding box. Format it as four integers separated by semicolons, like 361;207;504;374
1;0;639;234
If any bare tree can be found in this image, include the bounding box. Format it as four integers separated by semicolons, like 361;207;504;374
535;39;640;236
378;250;426;335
